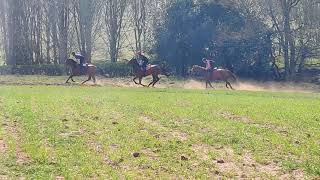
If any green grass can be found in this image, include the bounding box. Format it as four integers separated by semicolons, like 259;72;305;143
0;84;319;179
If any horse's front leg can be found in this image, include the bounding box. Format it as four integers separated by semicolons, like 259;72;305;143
209;82;214;89
71;77;76;82
66;75;73;83
227;81;234;90
139;77;147;87
133;77;139;84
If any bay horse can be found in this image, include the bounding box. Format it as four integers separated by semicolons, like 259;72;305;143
191;65;237;89
65;59;97;84
127;57;169;87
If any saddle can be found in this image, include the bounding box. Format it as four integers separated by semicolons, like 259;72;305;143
140;64;152;76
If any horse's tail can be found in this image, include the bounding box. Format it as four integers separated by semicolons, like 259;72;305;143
159;64;170;77
97;67;109;78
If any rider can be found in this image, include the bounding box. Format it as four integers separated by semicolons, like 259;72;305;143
202;58;215;76
72;52;86;73
136;51;149;75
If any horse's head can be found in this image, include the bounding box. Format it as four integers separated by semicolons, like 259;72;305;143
191;65;199;74
127;57;139;66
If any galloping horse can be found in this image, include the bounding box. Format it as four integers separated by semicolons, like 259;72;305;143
128;57;169;87
191;65;237;89
65;59;97;84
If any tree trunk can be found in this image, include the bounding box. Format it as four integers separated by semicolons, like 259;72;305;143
58;0;69;64
45;8;51;64
281;0;291;80
0;0;9;65
105;0;127;63
289;36;296;79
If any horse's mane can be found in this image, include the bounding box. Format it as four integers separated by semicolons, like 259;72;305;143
66;58;78;68
128;57;139;67
67;58;77;63
129;57;138;63
192;65;205;69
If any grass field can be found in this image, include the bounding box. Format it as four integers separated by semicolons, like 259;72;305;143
0;77;319;179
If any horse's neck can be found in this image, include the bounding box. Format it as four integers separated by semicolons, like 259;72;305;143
68;62;78;70
132;63;140;71
195;66;206;72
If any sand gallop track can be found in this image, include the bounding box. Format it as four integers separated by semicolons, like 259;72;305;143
0;75;318;93
97;77;318;93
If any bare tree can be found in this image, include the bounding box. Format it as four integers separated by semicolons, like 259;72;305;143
0;0;9;65
73;0;103;63
57;0;70;64
130;0;147;52
104;0;127;62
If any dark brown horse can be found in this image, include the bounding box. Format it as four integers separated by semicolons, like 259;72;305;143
191;65;237;89
65;59;97;84
128;58;169;87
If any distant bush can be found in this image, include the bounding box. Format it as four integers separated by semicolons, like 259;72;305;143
96;61;132;77
0;62;132;77
0;65;67;76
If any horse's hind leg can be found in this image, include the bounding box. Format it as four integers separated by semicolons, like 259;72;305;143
82;76;92;84
152;76;160;87
148;76;155;87
225;82;229;89
92;75;96;84
208;81;214;89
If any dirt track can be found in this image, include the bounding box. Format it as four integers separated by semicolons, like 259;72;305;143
0;75;319;93
97;77;319;93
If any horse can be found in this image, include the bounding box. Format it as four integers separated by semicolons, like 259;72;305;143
65;58;97;84
127;57;169;87
191;65;237;89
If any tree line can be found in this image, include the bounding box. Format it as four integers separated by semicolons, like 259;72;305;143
0;0;168;64
0;0;319;79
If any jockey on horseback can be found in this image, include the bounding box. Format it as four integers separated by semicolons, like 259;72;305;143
202;58;215;76
72;52;86;73
136;51;149;75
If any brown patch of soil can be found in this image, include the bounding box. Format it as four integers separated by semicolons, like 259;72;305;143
55;176;65;180
103;155;124;167
16;154;31;165
141;148;159;161
0;139;8;154
87;141;103;153
140;115;189;142
0;175;9;180
192;144;308;178
220;112;251;123
220;111;288;134
171;131;189;142
59;130;84;138
2;117;32;166
280;169;306;179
